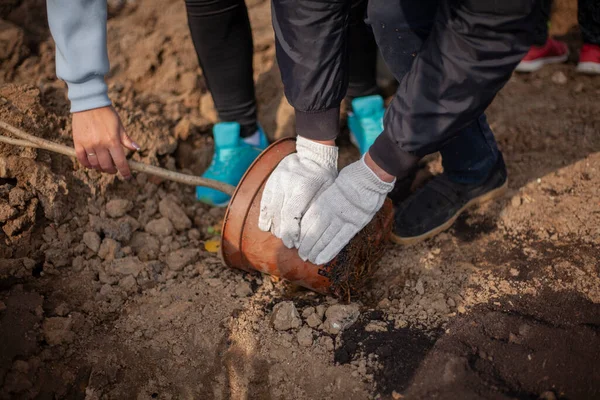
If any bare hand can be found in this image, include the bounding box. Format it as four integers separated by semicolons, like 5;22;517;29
72;106;140;179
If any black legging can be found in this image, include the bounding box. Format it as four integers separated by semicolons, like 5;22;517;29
347;0;379;100
533;0;600;47
185;0;379;138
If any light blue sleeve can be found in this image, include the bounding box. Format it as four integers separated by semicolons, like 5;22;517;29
46;0;112;113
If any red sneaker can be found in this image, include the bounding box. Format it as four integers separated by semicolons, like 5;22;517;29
515;38;569;73
577;44;600;75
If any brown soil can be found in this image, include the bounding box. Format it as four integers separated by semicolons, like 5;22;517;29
1;0;598;399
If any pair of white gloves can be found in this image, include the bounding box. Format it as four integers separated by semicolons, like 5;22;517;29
258;136;395;265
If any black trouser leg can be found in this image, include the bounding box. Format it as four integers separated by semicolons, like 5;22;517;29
532;0;552;46
364;0;534;178
185;0;257;137
579;0;600;45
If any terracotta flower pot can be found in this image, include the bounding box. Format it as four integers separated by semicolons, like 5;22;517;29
220;138;394;298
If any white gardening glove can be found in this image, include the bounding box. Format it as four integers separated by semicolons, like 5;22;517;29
258;136;338;248
297;156;395;265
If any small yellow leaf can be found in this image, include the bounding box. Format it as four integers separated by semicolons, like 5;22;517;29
204;240;221;253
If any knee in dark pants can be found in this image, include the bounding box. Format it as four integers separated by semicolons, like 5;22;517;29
184;0;245;17
349;0;368;25
366;0;438;40
366;0;438;81
458;0;536;47
462;0;534;16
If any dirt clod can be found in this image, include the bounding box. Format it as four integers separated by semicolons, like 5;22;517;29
159;197;191;231
54;302;69;317
82;231;101;253
118;275;138;293
8;186;31;207
108;256;144;277
98;238;122;261
89;215;138;242
324;304;360;335
272;301;302;331
129;231;160;261
145;217;174;237
165;248;199;271
306;312;322;328
297;326;314;347
105;198;133;218
415;279;425;295
42;317;75;346
234;281;253;297
0;199;17;222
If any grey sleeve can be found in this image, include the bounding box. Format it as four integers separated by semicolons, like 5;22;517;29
46;0;112;112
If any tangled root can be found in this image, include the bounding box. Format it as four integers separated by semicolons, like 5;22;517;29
320;199;394;301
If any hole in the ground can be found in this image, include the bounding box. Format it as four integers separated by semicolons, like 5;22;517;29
0;177;18;187
335;315;438;395
31;261;44;277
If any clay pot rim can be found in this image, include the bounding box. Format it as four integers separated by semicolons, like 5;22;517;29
220;137;297;267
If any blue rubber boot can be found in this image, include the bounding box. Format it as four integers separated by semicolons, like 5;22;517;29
347;95;385;155
196;122;268;207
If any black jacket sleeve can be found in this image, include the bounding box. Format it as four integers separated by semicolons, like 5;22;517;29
271;0;351;141
370;0;536;177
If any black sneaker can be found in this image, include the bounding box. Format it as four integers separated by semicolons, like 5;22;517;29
391;153;508;245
